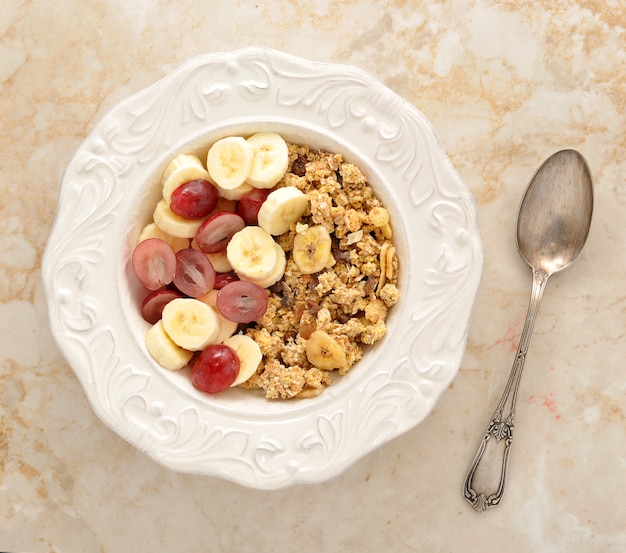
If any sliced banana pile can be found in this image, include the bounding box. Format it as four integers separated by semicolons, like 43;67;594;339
134;131;337;393
137;132;295;386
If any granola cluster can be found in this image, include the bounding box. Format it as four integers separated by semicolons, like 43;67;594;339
242;143;399;399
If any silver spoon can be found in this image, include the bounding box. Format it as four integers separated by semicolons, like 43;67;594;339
462;149;593;512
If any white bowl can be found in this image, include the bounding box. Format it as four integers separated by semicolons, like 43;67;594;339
42;47;483;489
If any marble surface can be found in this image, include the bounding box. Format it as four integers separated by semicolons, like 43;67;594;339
1;1;624;551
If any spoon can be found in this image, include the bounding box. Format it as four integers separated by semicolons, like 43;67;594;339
462;149;593;512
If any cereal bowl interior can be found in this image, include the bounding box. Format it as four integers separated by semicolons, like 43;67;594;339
122;121;407;414
42;47;483;489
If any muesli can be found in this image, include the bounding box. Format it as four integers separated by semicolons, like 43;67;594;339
243;143;399;398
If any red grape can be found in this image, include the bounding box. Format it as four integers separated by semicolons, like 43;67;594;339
191;344;240;393
170;179;219;219
216;280;269;323
132;238;176;290
141;288;182;324
196;212;246;253
236;188;271;225
214;272;239;289
173;248;216;297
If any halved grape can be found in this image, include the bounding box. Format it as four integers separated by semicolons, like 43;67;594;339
170;179;219;219
141;288;182;324
192;344;240;394
196;212;246;253
132;238;176;290
214;272;239;289
216;280;269;323
236;188;271;225
173;248;216;297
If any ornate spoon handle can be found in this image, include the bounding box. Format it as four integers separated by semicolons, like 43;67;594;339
463;269;549;512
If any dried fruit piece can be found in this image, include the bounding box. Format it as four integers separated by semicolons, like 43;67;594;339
305;330;347;371
292;225;332;275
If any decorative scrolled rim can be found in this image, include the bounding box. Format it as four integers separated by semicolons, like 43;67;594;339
41;47;483;489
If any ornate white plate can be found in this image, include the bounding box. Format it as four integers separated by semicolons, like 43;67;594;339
42;47;483;489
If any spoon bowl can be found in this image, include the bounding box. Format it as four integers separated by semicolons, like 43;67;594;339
463;149;593;512
517;149;593;275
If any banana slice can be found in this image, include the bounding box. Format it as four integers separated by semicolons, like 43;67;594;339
161;154;211;203
239;242;286;288
257;186;309;236
197;290;239;343
226;226;278;282
305;329;348;371
161;297;220;351
145;320;194;371
161;153;205;184
206;136;254;190
224;334;262;386
153;200;207;239
137;222;189;252
190;239;233;273
206;250;233;273
218;182;254;201
246;132;289;189
292;225;333;274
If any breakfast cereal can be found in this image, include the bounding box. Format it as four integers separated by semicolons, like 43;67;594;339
242;143;399;399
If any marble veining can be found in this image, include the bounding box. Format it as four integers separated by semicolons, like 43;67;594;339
1;0;625;552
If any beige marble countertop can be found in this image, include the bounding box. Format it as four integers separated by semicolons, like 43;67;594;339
2;1;625;551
